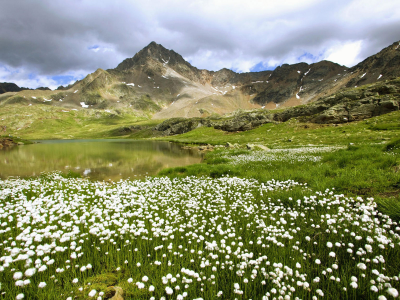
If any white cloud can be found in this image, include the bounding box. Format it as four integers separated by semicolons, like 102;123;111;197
324;40;363;67
0;64;86;90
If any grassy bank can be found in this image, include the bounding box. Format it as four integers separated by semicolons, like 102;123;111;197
0;104;152;140
160;110;400;148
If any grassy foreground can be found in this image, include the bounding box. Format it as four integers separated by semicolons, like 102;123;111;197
0;108;400;299
0;173;399;300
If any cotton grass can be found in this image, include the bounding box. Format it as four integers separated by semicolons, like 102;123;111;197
0;172;399;299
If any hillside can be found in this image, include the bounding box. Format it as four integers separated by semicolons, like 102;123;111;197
1;40;399;119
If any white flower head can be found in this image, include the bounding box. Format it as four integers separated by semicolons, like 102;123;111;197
88;289;97;297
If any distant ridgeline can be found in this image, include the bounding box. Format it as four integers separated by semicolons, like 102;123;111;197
1;40;400;119
0;82;29;94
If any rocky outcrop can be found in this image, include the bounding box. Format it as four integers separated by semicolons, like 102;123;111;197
152;78;400;135
274;78;400;123
213;111;274;131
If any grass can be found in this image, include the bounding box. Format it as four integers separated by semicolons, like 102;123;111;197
159;110;400;148
1;174;399;300
0;104;150;140
1;103;400;299
159;143;400;221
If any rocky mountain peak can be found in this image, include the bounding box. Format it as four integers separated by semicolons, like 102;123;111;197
346;40;400;87
115;42;188;72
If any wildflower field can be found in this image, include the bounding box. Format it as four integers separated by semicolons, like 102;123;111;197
1;165;400;299
1;111;400;299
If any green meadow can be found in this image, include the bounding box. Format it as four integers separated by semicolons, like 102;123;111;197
0;105;400;299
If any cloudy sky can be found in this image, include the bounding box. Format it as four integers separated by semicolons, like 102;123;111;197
1;0;399;89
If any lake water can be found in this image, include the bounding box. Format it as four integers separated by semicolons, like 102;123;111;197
0;140;202;181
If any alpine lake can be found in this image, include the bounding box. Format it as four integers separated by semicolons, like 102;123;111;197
0;139;202;181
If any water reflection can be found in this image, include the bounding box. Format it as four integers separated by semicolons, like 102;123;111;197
0;140;202;181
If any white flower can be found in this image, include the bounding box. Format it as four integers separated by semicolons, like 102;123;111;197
38;282;46;288
357;263;367;270
315;259;321;264
316;289;324;296
16;294;24;300
149;285;155;292
365;244;373;252
350;282;358;289
165;287;173;295
329;252;336;257
136;262;141;267
24;268;36;277
387;288;399;297
136;282;145;289
371;285;379;292
327;242;333;248
351;276;357;282
72;278;79;284
127;278;133;283
378;296;387;300
88;289;97;297
296;263;301;268
142;276;148;282
13;272;23;280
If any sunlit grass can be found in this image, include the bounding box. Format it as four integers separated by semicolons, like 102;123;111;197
1;173;399;299
161;111;400;148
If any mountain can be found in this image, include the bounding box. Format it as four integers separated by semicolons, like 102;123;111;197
1;40;400;118
0;82;30;94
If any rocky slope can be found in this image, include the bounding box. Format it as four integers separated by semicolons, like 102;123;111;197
148;77;400;135
1;40;400;119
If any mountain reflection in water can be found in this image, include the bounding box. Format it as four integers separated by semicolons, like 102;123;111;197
0;140;202;181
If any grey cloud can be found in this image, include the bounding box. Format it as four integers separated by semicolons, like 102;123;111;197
0;0;399;87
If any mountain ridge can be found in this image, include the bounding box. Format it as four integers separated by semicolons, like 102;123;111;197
1;40;400;119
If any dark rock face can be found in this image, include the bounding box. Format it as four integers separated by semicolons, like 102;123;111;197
253;61;347;105
0;82;29;94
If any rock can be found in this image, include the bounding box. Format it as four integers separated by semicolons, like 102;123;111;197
108;286;124;300
246;144;255;150
256;145;270;151
225;142;234;148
